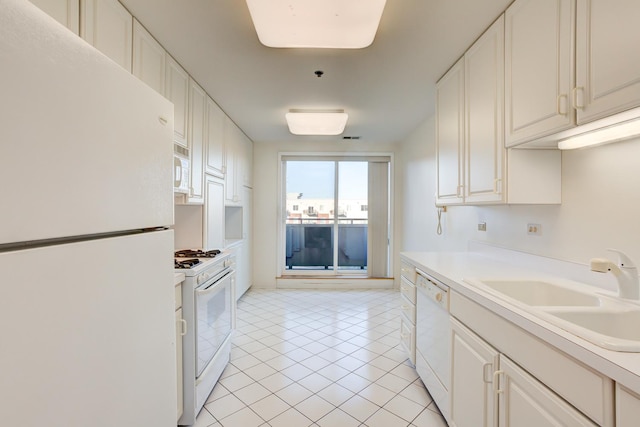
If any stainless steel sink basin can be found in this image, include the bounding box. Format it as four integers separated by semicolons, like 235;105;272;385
472;279;602;307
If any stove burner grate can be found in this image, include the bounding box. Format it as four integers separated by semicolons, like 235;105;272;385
174;249;221;258
174;258;201;269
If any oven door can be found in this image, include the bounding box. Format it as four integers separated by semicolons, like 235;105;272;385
195;270;232;377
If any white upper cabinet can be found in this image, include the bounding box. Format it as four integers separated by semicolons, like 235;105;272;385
436;14;561;206
132;19;165;95
80;0;133;72
165;55;189;148
28;0;80;34
575;0;640;124
505;0;574;146
187;78;206;204
464;15;505;204
224;118;241;205
205;96;225;178
436;58;465;206
240;131;253;188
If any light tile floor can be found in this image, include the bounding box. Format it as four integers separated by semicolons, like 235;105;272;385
194;289;448;427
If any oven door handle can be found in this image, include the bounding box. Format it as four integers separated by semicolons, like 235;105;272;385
196;273;231;294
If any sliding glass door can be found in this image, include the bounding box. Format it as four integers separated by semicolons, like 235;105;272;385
281;156;390;277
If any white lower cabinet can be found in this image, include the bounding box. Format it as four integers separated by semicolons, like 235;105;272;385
451;318;498;427
450;290;614;427
175;282;185;422
399;259;417;364
616;384;640;427
451;318;598;427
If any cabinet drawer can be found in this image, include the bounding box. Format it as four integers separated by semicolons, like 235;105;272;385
400;294;416;323
450;291;614;427
400;261;417;283
175;284;182;310
400;277;416;304
400;314;416;364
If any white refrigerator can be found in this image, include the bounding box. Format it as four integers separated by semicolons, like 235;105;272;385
0;1;177;425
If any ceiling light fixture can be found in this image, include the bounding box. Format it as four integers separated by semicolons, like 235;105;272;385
557;107;640;150
285;109;349;136
245;0;387;49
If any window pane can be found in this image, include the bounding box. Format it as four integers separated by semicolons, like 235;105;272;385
337;162;368;271
285;161;335;270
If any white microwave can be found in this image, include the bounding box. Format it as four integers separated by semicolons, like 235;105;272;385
174;154;190;194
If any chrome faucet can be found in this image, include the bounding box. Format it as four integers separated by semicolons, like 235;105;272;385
590;249;639;300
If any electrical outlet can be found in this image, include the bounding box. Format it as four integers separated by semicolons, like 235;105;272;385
478;222;487;232
527;223;542;236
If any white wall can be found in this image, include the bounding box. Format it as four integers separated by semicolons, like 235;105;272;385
398;114;640;269
252;140;399;288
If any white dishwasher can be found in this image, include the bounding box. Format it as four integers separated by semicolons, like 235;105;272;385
415;270;451;423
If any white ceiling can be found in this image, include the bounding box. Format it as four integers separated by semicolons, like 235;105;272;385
119;0;512;144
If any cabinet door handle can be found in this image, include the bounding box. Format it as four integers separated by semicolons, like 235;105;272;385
493;370;504;395
493;178;502;194
456;185;463;198
179;319;187;336
573;87;585;110
557;94;568;115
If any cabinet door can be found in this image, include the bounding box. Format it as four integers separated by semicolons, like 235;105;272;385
165;56;189;148
205;96;225;178
241;132;253;188
175;307;184;421
204;176;225;250
498;355;598;427
81;0;132;72
132;18;165;95
450;318;498;427
224;118;241;205
465;15;505;204
28;0;80;34
576;0;640;124
505;0;574;146
436;58;465;205
616;384;640;427
188;78;206;203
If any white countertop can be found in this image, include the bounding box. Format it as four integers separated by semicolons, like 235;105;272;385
401;250;640;394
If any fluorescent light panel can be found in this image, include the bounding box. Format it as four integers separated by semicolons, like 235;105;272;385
245;0;386;48
286;110;348;135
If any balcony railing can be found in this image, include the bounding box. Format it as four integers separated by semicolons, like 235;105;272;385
285;218;367;271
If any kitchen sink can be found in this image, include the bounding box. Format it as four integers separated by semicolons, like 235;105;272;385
464;277;640;352
468;279;602;307
544;308;640;351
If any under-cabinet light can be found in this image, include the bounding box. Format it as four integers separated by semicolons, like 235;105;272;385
245;0;387;49
285;110;348;135
558;107;640;150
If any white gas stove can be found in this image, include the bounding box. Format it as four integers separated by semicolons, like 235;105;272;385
174;249;234;426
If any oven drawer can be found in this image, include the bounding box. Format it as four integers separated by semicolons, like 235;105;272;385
401;276;416;304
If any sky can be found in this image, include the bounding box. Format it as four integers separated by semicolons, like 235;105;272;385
286;161;368;200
